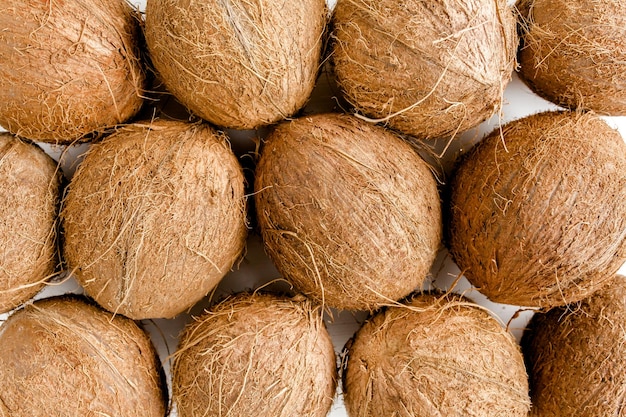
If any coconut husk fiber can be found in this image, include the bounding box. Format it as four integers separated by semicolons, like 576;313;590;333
172;292;337;417
448;111;626;308
62;120;247;320
332;0;518;140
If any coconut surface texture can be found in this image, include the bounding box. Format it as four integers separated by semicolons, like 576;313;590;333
0;296;166;417
517;0;626;115
173;292;337;417
144;0;327;130
255;113;442;311
343;292;530;416
449;111;626;308
522;274;626;416
0;0;146;143
0;134;61;314
332;0;518;140
62;120;247;319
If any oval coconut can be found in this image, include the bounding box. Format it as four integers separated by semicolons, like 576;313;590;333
448;111;626;308
62;120;247;319
0;0;146;143
0;134;61;314
522;274;626;416
0;296;166;417
332;0;518;139
144;0;327;130
254;113;442;311
343;292;530;416
173;292;337;417
517;0;626;114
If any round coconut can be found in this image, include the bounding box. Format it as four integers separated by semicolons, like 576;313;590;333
0;295;166;417
517;0;626;114
254;113;442;311
144;0;327;130
332;0;518;140
172;292;337;417
448;111;626;308
522;274;626;416
343;292;530;416
0;133;61;314
0;0;146;143
62;120;247;319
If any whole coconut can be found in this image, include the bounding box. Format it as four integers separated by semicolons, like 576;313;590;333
517;0;626;114
172;292;337;417
0;0;146;143
0;134;61;314
343;292;530;417
522;275;626;416
254;113;442;311
332;0;518;140
62;120;247;319
0;296;166;417
144;0;327;130
448;111;626;308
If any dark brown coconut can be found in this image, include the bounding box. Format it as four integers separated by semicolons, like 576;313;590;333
0;296;166;417
343;292;530;416
522;274;626;416
332;0;518;140
254;113;442;311
62;120;247;319
517;0;626;114
449;111;626;308
144;0;327;130
0;134;61;313
0;0;146;143
172;292;337;417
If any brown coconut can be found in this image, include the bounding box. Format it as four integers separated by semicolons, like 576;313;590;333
0;0;146;143
172;292;337;417
62;120;247;319
448;111;626;308
517;0;626;114
332;0;518;140
343;292;530;416
0;295;166;417
254;113;442;311
522;274;626;416
144;0;327;130
0;134;61;313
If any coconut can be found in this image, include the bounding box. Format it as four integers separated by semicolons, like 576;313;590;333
0;133;61;314
62;120;247;319
522;274;626;416
517;0;626;114
144;0;327;130
254;113;442;311
331;0;518;140
172;292;337;417
0;0;146;143
448;111;626;308
0;295;166;417
342;292;530;416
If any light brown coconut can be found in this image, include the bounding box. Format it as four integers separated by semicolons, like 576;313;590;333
0;133;61;314
0;0;146;143
172;292;337;417
62;120;247;319
254;113;442;311
0;295;166;417
343;292;530;417
448;111;626;308
517;0;626;114
522;274;626;416
144;0;327;130
332;0;518;140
